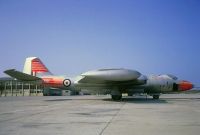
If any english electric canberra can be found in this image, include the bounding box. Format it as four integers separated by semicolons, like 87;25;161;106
4;57;193;100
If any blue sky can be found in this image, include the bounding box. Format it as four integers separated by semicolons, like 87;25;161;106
0;0;200;86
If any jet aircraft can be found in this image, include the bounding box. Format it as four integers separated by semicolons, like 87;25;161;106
4;57;193;100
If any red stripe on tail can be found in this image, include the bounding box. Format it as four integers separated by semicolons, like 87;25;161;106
31;58;49;73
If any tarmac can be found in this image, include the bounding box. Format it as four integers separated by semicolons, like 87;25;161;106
0;94;200;135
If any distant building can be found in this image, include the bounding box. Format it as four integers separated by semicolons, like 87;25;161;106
0;77;43;96
0;77;77;96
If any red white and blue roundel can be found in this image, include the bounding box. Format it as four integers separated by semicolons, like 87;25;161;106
63;79;71;87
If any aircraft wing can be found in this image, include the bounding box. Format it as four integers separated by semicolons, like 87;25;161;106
77;76;145;88
4;69;41;81
75;69;147;89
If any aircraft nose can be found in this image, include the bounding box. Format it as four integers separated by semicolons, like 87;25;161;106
178;80;193;91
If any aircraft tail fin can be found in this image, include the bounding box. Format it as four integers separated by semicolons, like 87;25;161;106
23;57;52;76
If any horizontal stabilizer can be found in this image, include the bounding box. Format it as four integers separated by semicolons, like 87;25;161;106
4;69;41;81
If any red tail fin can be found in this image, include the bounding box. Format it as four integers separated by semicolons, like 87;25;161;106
23;57;52;76
32;58;49;73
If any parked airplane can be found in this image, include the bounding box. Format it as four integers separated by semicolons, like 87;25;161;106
4;57;193;100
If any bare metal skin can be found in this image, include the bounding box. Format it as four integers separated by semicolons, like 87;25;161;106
4;57;193;101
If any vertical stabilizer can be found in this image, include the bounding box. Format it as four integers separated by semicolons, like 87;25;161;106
23;57;52;76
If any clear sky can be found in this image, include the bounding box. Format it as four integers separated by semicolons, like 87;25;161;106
0;0;199;86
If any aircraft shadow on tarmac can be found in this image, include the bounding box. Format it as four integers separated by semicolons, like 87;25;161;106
44;96;168;104
103;96;200;103
103;97;168;104
44;99;72;102
44;96;200;104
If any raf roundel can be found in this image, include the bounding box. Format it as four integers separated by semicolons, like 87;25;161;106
63;79;71;87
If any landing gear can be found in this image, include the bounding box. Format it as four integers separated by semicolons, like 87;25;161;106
128;93;133;96
153;95;160;99
111;95;122;101
111;90;122;101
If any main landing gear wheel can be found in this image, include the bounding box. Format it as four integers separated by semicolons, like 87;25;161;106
111;95;122;101
128;93;133;96
153;95;160;99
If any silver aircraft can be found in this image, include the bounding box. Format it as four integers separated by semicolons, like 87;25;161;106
4;57;193;100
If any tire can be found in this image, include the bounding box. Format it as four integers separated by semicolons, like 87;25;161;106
153;95;159;99
128;93;133;96
111;95;122;101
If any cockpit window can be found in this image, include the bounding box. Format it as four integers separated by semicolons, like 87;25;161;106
167;74;178;80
